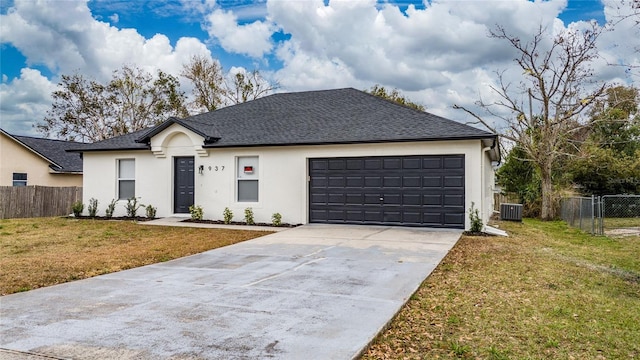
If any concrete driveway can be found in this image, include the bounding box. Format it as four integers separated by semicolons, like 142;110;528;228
0;224;461;360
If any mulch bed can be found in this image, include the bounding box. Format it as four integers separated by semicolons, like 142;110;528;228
462;231;496;236
69;216;156;222
183;219;300;228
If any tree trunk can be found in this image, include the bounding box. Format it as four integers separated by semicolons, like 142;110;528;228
540;163;555;220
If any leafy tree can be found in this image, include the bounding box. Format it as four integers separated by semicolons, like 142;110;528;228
181;55;277;112
588;86;640;156
569;143;640;195
454;23;607;220
569;86;640;195
367;85;425;111
40;65;189;142
180;54;225;112
496;146;541;215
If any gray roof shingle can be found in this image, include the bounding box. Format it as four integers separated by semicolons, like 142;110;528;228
76;88;496;152
2;130;87;173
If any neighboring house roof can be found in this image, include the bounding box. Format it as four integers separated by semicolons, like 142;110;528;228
72;88;499;158
1;129;86;173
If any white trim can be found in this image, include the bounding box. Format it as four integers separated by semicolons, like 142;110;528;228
117;158;135;200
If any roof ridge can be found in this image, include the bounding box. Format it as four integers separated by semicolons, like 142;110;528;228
14;135;88;144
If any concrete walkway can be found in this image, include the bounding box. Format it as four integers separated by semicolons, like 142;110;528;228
0;224;461;360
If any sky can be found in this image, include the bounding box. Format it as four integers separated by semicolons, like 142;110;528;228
0;0;638;137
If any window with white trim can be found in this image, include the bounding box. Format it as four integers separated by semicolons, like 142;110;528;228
117;159;135;200
237;156;258;202
12;173;27;187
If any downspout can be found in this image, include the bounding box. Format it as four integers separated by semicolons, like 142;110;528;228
480;144;493;230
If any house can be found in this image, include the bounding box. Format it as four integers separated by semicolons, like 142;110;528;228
73;88;500;229
0;129;84;187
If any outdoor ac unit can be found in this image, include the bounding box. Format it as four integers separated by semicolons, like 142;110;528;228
500;203;523;221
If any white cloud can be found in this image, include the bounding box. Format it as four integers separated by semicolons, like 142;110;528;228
204;8;274;58
0;68;57;135
108;13;119;23
0;0;212;81
0;0;637;137
0;0;217;135
267;0;637;128
268;0;519;94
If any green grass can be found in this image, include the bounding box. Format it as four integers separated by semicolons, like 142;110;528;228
364;219;640;359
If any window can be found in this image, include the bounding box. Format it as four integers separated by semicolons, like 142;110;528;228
12;173;27;187
117;159;135;200
237;156;258;202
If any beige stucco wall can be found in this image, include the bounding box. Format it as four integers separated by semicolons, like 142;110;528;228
0;133;82;187
83;126;494;229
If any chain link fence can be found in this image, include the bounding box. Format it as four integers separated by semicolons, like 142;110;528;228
561;195;640;235
602;195;640;236
560;196;601;234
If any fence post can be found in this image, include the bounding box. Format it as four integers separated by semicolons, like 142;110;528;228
591;195;595;235
579;197;583;230
602;195;606;235
598;196;603;235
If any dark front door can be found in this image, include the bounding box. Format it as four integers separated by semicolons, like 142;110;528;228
174;157;194;213
308;155;465;228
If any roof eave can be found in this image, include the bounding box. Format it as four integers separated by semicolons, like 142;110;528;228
49;169;83;175
202;134;498;149
67;146;150;153
1;129;62;169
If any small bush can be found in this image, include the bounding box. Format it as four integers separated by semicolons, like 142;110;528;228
87;198;99;217
189;205;203;221
105;199;117;218
271;213;282;227
71;201;84;217
469;202;483;233
223;207;233;224
125;197;143;218
244;207;255;225
145;205;157;219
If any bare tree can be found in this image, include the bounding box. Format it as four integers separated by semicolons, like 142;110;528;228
181;55;278;110
608;0;640;77
223;69;278;105
180;54;225;112
39;65;188;142
454;23;607;220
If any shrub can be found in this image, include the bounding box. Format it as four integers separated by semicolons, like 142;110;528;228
469;202;483;233
223;207;233;224
271;213;282;227
189;205;203;221
125;197;143;218
71;201;84;217
105;199;117;218
244;207;255;225
145;205;157;219
87;198;99;217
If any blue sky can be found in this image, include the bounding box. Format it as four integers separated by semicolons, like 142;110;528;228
0;0;636;136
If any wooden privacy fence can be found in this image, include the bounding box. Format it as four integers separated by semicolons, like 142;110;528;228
0;186;82;219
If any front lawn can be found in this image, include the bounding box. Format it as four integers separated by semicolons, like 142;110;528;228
364;219;640;359
0;217;271;295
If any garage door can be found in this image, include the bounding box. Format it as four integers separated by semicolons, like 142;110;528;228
309;155;465;228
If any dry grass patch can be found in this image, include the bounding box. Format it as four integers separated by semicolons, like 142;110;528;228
0;217;271;295
604;217;640;229
363;219;640;359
